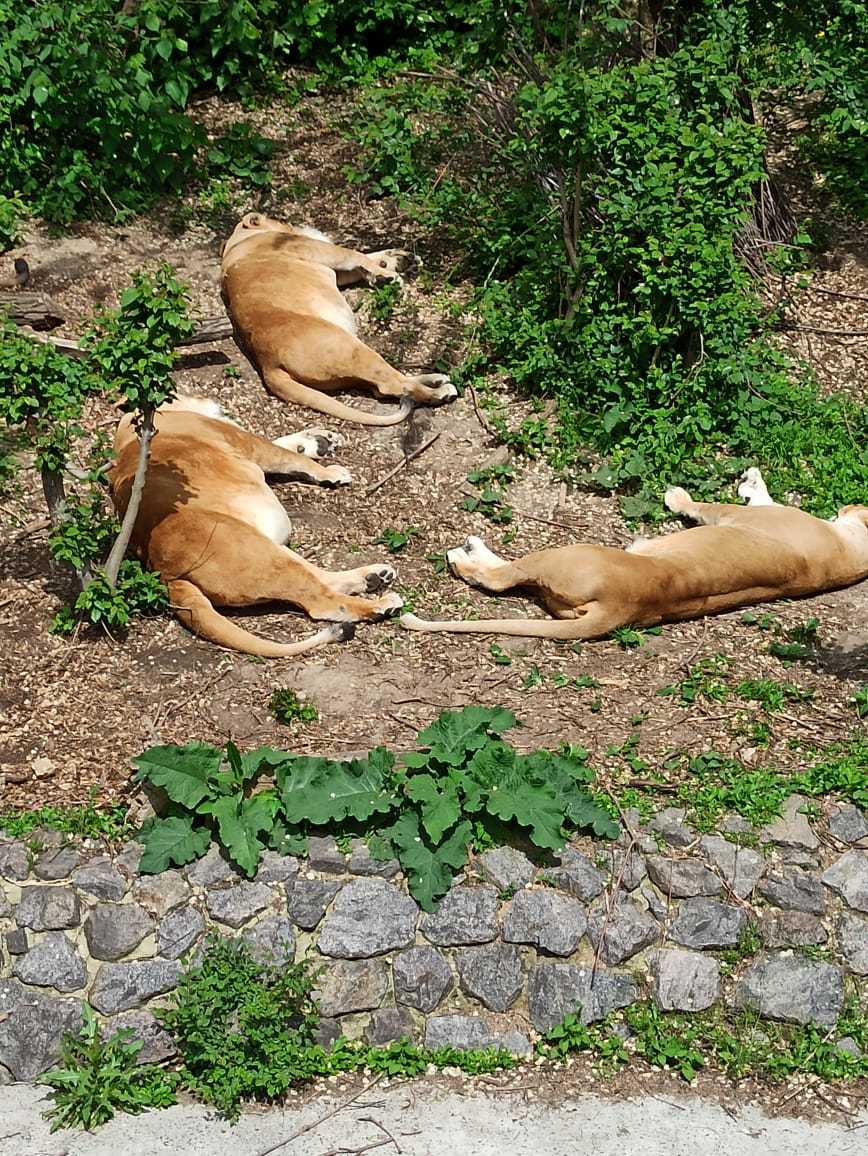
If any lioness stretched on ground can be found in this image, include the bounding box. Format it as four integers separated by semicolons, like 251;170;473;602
110;398;402;656
221;213;457;425
401;470;868;640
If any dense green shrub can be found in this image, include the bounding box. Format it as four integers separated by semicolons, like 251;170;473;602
0;264;193;631
131;0;520;98
348;4;867;516
748;1;868;215
40;1007;177;1132
0;0;201;222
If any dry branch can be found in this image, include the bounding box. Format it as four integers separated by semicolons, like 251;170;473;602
365;430;441;496
18;314;234;357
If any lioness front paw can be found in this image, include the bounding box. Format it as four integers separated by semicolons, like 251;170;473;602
664;486;692;514
447;545;471;575
369;248;418;278
364;564;397;593
302;427;344;458
324;465;352;487
276;428;344;458
431;382;458;405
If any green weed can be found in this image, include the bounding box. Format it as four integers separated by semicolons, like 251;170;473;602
40;1007;176;1132
269;689;319;727
659;656;730;704
376;526;421;553
463;466;515;525
609;626;661;650
851;686;868;719
0;797;131;842
366;279;402;323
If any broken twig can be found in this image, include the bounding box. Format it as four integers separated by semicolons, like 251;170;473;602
365;431;441;497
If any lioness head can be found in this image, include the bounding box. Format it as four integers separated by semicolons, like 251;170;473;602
220;213;294;260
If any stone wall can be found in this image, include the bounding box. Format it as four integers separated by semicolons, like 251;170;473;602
1;795;866;1082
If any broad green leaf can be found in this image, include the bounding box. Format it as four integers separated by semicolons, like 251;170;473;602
199;796;263;877
485;780;565;851
466;740;516;787
414;706;518;768
268;819;308;856
387;812;471;911
132;743;222;808
242;791;279;834
243;746;294;780
224;741;244;789
138;815;210;873
280;756;399;825
405;774;461;843
564;795;620;839
437;819;473;870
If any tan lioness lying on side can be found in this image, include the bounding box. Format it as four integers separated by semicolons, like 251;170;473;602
110;398;403;657
221;213;457;426
401;470;868;640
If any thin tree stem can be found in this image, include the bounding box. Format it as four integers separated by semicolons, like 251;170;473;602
103;407;154;588
40;466;92;588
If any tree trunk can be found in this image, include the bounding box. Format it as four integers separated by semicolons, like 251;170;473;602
40;466;92;588
102;407;154;588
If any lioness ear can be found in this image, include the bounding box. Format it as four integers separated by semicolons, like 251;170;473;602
246;213;262;227
837;505;868;526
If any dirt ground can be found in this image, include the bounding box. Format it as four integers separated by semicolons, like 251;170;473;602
0;85;866;811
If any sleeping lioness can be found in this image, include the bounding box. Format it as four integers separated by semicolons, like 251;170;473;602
110;397;403;656
221;213;457;425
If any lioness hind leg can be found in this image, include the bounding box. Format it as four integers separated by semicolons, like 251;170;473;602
737;467;776;506
275;318;457;407
178;518;403;624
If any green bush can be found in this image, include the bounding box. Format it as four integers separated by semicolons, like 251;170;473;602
159;934;321;1120
0;264;193;632
0;192;23;250
131;0;519;97
748;1;868;216
159;933;515;1120
348;6;867;516
0;0;201;222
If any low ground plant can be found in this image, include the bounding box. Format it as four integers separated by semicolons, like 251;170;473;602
611;736;868;830
375;525;421;553
157;934;515;1120
0;797;131;841
133;705;618;909
536;996;868;1083
40;1007;176;1132
269;689;319;726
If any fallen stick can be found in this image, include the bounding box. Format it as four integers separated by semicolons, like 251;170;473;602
365;430;441;496
252;1076;385;1156
18;314;235;357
